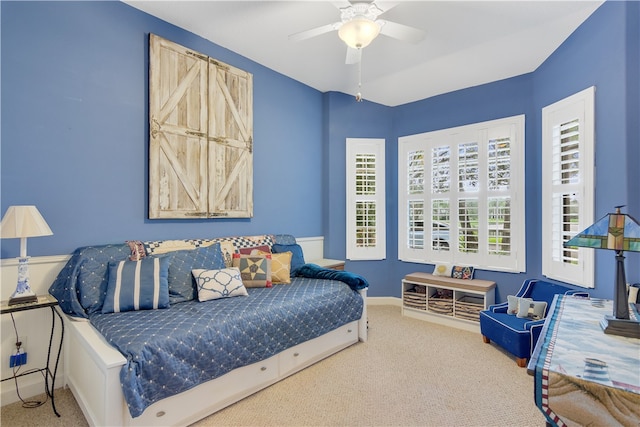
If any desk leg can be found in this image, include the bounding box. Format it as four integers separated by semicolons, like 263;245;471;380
45;306;64;417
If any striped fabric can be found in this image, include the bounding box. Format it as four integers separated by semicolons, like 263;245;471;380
102;256;170;313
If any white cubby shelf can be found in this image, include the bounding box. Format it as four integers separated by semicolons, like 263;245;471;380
402;272;496;333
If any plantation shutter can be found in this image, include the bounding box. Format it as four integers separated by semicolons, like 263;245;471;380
149;34;253;219
398;115;525;272
542;87;595;287
346;139;386;260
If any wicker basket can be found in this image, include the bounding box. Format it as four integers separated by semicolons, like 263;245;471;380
403;290;427;310
428;296;453;316
455;295;484;322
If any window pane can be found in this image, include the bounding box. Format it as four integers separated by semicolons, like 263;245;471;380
431;199;450;251
552;193;579;264
431;146;450;194
458;198;479;253
408;150;425;194
488;197;511;255
355;154;376;195
488;138;511;191
552;119;580;186
408;200;424;249
458;142;479;192
355;201;376;247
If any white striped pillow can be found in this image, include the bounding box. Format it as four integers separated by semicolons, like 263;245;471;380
102;256;170;313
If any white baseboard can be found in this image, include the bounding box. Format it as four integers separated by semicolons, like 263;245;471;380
366;296;401;306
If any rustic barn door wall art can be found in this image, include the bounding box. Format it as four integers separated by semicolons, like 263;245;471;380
149;34;253;219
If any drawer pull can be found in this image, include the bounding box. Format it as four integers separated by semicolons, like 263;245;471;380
347;329;352;333
156;411;166;418
293;352;300;357
260;366;267;371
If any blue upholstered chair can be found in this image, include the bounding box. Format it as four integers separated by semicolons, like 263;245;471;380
479;279;586;367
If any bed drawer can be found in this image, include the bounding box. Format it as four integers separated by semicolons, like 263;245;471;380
279;321;358;377
131;357;279;426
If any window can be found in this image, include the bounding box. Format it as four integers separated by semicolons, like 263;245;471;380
542;87;595;288
398;116;525;272
346;138;386;260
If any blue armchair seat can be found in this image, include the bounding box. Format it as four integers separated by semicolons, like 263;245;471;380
479;279;586;367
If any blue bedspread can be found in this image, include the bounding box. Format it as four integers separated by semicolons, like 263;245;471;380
89;277;363;418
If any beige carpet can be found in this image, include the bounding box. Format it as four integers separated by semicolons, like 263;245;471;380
0;305;546;427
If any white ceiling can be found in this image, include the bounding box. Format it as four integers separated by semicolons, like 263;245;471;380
123;0;603;106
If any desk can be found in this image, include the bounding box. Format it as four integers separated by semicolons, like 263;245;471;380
528;295;640;426
1;294;64;417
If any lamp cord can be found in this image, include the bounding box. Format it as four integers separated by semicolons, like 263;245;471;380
9;313;47;409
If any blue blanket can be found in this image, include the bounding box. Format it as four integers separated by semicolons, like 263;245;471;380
296;263;369;290
89;277;363;417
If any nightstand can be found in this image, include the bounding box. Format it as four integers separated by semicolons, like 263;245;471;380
1;294;64;417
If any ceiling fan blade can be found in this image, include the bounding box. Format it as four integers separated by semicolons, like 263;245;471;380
345;47;362;64
288;22;341;42
378;20;426;44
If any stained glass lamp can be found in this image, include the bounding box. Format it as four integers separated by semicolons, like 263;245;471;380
564;206;640;338
0;206;53;305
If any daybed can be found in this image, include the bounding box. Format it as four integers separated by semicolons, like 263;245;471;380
49;234;368;426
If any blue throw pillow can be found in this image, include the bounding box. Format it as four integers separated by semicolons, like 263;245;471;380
272;243;305;277
165;243;226;303
102;256;170;313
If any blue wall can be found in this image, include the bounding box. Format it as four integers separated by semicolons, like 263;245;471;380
2;1;638;301
322;1;639;300
1;1;325;257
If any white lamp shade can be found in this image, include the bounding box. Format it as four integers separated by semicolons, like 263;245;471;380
0;205;53;239
338;17;381;49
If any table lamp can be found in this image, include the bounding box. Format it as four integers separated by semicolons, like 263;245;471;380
564;205;640;338
0;205;53;305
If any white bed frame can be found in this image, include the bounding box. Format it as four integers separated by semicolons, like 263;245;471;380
64;289;367;427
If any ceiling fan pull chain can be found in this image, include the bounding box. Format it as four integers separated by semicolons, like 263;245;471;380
356;49;363;102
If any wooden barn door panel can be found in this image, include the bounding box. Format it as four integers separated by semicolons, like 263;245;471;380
149;34;253;219
149;34;209;219
208;60;254;217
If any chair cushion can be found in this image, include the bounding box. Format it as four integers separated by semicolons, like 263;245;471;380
480;310;533;358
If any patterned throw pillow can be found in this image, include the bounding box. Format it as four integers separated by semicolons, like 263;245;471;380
451;265;475;280
102;256;170;313
432;263;452;277
193;268;248;301
517;299;547;320
232;253;272;288
147;239;200;254
507;295;529;315
272;243;305;277
126;240;147;261
218;240;236;268
253;250;292;284
239;245;271;255
165;244;226;303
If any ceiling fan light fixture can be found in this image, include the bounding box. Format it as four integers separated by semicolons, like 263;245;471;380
338;17;380;49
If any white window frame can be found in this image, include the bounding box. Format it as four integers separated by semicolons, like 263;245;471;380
542;87;595;288
398;115;526;273
346;138;386;260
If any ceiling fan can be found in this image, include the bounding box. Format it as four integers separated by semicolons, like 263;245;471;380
288;1;426;64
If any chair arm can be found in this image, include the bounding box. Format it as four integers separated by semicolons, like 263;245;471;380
567;290;589;298
488;302;508;313
524;318;546;330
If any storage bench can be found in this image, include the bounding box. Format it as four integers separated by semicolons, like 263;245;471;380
402;272;495;333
